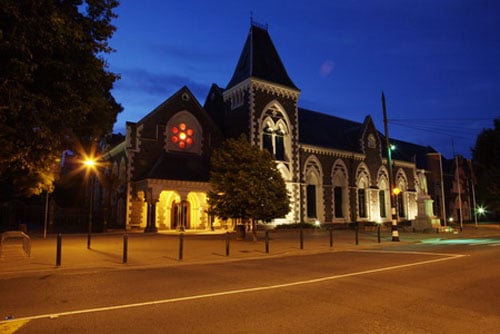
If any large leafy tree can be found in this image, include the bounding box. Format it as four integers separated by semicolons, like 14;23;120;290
472;118;500;219
0;0;122;199
208;134;290;225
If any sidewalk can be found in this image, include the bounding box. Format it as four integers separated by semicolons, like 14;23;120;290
1;224;499;278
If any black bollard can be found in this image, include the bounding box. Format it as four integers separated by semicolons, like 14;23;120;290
123;234;128;264
56;233;62;266
178;233;184;260
265;230;270;254
225;232;230;256
377;224;381;243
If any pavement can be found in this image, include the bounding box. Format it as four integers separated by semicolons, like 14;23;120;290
1;223;499;278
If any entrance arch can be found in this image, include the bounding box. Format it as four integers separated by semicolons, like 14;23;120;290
171;200;190;230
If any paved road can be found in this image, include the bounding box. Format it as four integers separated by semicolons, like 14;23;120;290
1;234;499;333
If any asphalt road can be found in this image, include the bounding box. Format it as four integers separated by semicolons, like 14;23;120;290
1;237;499;333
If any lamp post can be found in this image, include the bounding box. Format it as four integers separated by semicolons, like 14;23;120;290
382;92;400;242
84;158;96;249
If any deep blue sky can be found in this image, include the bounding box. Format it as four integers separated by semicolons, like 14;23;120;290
106;0;499;159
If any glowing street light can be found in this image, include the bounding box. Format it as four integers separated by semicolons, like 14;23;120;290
84;158;97;249
84;159;96;168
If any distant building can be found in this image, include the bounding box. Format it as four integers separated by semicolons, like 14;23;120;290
98;24;474;232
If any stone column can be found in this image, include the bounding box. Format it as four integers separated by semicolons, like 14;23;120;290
144;188;158;233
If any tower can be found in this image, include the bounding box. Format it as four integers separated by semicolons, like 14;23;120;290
223;23;301;223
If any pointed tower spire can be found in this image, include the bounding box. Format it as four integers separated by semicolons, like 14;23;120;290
226;24;298;90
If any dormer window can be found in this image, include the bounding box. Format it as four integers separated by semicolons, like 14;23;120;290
368;134;376;148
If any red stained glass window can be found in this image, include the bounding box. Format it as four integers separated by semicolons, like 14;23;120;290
170;123;195;149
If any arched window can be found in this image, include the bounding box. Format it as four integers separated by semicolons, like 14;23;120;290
305;157;322;219
332;159;348;219
356;164;370;219
260;104;291;162
262;120;273;155
395;169;408;218
377;167;389;219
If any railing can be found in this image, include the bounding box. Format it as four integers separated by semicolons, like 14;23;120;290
0;231;31;257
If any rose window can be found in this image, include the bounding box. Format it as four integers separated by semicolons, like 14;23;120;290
170;123;194;149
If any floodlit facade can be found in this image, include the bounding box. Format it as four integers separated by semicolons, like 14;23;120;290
100;24;469;232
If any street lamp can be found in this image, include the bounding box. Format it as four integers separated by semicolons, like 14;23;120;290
84;158;96;249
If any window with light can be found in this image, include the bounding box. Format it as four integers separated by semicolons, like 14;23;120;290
165;111;202;154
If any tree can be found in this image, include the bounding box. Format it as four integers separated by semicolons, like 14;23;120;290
472;118;500;220
0;0;122;200
208;134;290;226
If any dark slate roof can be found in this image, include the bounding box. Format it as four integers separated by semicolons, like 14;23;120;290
299;108;364;152
146;152;209;182
226;24;298;90
387;139;437;168
299;107;438;167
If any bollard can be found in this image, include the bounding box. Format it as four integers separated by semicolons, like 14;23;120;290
123;234;128;264
225;232;230;256
265;230;270;254
355;223;359;245
300;228;304;250
377;224;381;243
56;233;62;266
178;233;184;260
329;227;333;248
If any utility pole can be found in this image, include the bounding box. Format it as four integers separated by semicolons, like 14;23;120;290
382;92;400;242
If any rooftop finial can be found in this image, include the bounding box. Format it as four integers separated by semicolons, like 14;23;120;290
249;12;268;30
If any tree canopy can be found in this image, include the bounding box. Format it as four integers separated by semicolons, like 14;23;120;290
472;118;500;219
208;134;290;223
0;0;122;199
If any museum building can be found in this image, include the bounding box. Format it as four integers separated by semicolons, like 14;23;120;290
101;23;460;232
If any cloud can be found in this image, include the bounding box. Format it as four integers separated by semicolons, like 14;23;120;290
114;68;210;102
319;60;335;77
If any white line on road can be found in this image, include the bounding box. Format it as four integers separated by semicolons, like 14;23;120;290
0;251;467;325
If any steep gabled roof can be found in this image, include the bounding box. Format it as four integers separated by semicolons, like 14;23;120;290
299;107;438;166
299;108;364;152
226;24;298;90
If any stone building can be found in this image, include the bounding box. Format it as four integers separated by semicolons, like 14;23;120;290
101;24;450;232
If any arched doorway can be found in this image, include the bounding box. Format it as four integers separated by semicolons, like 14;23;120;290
171;200;190;230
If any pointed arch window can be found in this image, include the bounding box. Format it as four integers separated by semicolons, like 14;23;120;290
334;186;343;218
305;160;322;220
398;193;405;218
260;110;289;162
356;166;370;219
358;189;367;218
263;124;273;155
379;190;387;218
332;160;348;220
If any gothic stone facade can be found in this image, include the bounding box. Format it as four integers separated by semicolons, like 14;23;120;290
102;24;436;231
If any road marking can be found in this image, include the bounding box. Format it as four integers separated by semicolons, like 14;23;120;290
0;252;466;325
0;319;29;334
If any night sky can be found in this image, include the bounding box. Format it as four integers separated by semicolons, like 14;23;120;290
106;0;499;159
